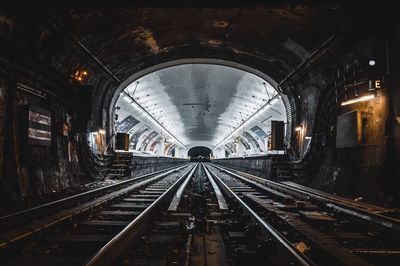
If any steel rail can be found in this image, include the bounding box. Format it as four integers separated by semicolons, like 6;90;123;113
211;164;400;232
168;163;198;211
215;165;295;201
281;181;395;212
0;164;192;249
204;164;314;266
85;164;197;266
0;164;189;231
201;163;228;210
212;164;310;200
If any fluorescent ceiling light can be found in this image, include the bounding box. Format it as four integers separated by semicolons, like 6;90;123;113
121;91;187;149
214;94;281;149
270;98;279;105
341;94;375;106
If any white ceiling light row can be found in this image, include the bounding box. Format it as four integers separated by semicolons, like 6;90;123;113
213;94;280;150
120;92;187;149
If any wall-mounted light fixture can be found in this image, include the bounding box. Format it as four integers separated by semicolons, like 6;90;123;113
341;93;376;106
98;128;106;135
295;126;303;131
72;69;89;82
368;59;376;66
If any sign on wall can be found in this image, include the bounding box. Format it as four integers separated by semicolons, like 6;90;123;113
130;126;149;150
243;131;261;150
141;131;159;151
150;136;163;152
250;125;267;139
27;106;52;146
117;115;139;133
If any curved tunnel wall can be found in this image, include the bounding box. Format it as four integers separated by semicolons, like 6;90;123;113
108;59;291;158
1;4;399;205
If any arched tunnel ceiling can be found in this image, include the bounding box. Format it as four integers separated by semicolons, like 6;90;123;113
2;2;365;154
31;3;355;85
116;63;286;149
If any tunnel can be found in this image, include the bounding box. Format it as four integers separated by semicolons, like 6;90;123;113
1;2;400;265
188;146;213;162
110;61;288;159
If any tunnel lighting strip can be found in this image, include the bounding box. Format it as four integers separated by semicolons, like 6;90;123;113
340;94;375;106
213;94;281;150
121;92;187;149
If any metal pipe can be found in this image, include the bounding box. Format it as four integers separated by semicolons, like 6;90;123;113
46;15;120;84
278;34;337;91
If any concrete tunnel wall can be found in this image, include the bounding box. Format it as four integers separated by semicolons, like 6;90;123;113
129;156;189;177
212;156;273;179
1;4;400;206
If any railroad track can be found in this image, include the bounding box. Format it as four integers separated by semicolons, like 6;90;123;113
205;163;400;266
2;162;399;265
213;164;400;232
83;162;331;265
0;163;195;265
108;162;230;265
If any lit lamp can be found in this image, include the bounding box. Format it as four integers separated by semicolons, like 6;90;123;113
72;69;89;82
295;125;302;132
341;93;376;106
98;128;106;135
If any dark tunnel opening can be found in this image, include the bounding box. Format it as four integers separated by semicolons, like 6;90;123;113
188;146;213;162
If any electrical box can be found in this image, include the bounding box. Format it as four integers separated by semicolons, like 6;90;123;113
271;120;285;150
115;132;130;151
336;110;362;148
